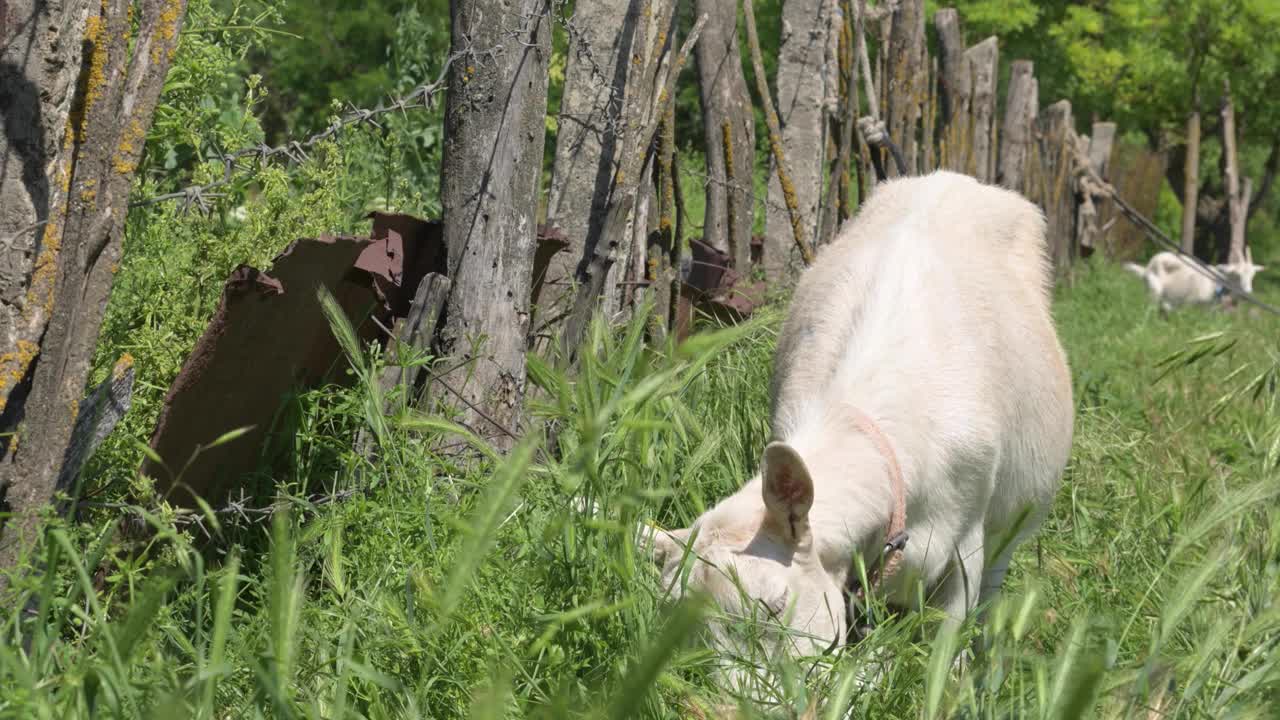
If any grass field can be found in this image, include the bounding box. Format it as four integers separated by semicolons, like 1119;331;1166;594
2;257;1279;719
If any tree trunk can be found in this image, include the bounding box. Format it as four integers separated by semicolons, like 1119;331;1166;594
0;1;93;426
1220;79;1246;265
1180;108;1201;254
763;0;835;282
998;60;1037;194
1233;176;1251;263
934;8;971;173
884;0;925;175
434;0;550;452
0;0;189;585
695;0;755;271
965;36;997;183
540;0;647;333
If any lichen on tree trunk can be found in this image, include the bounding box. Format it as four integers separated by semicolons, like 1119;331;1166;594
0;0;190;587
434;0;550;452
0;0;96;426
694;0;754;272
762;0;835;282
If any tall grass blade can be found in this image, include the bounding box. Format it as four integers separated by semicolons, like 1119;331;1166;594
433;438;537;629
605;594;708;720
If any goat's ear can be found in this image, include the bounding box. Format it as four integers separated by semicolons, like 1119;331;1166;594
1254;264;1266;273
762;441;814;543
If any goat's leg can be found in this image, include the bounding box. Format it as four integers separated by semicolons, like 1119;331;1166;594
927;528;985;672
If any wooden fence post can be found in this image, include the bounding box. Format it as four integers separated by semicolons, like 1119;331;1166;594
1041;100;1076;274
998;60;1038;194
0;0;191;587
934;8;971;173
762;0;835;280
1088;122;1117;180
436;0;550;451
1180;107;1202;254
965;37;998;183
695;0;756;271
1073;124;1115;258
885;0;926;175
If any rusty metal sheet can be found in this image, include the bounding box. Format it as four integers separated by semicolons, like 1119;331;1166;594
675;238;771;340
712;278;768;318
684;237;739;299
142;234;384;508
356;211;447;317
532;223;570;306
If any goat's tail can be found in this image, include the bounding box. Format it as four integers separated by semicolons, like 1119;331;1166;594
1122;262;1146;279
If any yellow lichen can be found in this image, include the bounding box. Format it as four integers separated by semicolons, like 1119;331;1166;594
80;178;98;206
77;1;110;142
0;340;40;414
113;118;146;174
22;218;64;323
649;31;667;67
153;0;183;64
113;353;135;381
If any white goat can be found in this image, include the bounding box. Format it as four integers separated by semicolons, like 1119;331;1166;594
647;171;1074;685
1123;249;1264;313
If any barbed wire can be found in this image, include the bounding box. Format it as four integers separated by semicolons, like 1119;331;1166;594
127;52;457;214
126;3;636;218
82;486;364;540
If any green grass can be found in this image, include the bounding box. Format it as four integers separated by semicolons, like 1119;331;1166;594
3;257;1280;719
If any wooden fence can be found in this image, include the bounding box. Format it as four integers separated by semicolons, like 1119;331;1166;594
756;2;1168;286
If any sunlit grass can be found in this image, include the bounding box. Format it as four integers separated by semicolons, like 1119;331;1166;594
2;257;1279;718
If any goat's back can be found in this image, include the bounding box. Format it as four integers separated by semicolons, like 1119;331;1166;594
770;170;1059;430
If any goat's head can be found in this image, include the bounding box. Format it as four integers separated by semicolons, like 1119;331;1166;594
645;442;845;694
1215;247;1265;295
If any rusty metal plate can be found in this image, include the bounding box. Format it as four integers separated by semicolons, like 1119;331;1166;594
356;211;447;317
141;234;384;508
